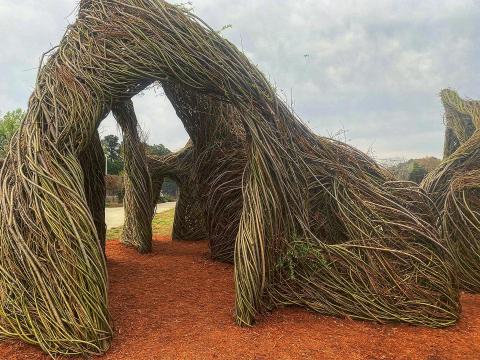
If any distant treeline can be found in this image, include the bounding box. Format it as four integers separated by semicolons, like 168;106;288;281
388;157;441;184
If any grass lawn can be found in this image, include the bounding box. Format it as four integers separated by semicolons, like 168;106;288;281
106;208;175;241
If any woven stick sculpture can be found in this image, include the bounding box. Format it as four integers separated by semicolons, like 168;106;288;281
113;100;154;253
423;89;480;292
0;0;459;355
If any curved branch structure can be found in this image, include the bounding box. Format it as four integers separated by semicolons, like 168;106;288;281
113;100;153;253
423;89;480;292
0;1;459;355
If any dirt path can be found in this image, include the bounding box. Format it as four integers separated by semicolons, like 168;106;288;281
1;238;479;359
105;202;176;229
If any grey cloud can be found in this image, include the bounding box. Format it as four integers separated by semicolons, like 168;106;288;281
1;0;479;157
188;0;479;158
0;0;78;109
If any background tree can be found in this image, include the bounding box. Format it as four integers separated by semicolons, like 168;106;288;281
147;143;171;157
0;109;24;156
101;134;124;175
161;178;178;199
388;156;440;182
102;135;121;159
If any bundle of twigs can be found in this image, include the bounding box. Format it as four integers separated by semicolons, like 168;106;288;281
113;100;154;253
0;93;111;352
0;0;459;355
423;89;480;292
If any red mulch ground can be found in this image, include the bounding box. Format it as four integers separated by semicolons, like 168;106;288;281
1;237;479;359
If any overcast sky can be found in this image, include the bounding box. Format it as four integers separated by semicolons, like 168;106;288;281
0;0;479;159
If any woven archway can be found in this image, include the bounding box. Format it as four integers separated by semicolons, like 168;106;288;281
147;141;207;242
